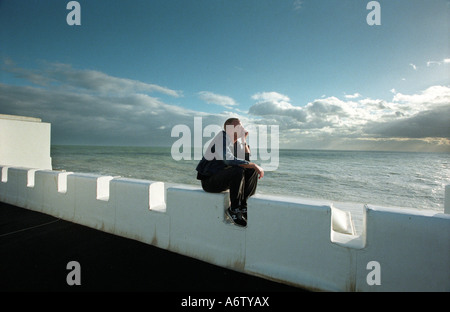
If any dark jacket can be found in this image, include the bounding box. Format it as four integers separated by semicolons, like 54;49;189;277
196;131;249;180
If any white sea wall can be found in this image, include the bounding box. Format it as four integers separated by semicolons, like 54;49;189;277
1;165;449;292
0;115;52;170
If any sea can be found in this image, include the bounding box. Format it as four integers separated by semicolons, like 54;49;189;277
51;145;450;212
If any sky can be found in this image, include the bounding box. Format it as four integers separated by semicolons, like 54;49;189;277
0;0;449;152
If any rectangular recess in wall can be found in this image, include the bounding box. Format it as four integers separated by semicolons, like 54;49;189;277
97;176;115;201
27;169;38;188
330;204;366;249
1;167;8;183
57;172;72;194
149;181;166;212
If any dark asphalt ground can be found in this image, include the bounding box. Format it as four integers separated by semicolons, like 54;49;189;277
0;202;307;307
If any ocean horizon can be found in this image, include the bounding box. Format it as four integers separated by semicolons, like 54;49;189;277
51;145;449;212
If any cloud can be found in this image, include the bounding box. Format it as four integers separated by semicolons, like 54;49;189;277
426;58;450;67
364;105;450;139
0;83;187;145
3;60;182;98
198;91;237;109
0;60;220;146
293;0;303;11
305;97;348;117
365;85;450;139
344;93;361;99
392;85;450;106
248;86;450;151
2;59;449;151
249;92;380;131
251;92;290;103
249;92;307;123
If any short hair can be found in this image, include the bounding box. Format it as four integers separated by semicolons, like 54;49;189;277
224;118;240;129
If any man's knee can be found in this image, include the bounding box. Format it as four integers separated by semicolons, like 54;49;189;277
229;166;245;175
228;166;246;183
244;167;258;180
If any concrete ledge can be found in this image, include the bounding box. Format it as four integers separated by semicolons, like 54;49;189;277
37;170;75;219
1;164;449;292
111;178;169;248
0;167;21;205
167;185;246;270
69;173;115;232
2;169;75;218
245;194;354;291
355;204;450;291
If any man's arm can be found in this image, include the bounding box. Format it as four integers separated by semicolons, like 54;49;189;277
223;133;249;166
236;132;264;179
240;162;264;179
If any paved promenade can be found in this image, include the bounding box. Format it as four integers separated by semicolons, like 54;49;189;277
0;202;304;297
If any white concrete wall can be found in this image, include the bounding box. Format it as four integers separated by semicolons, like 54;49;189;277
0;115;52;170
167;185;246;270
1;165;449;292
355;205;450;291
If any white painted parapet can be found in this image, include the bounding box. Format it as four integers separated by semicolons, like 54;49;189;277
246;195;348;291
0;114;52;170
1;164;449;291
355;205;450;291
111;177;168;248
69;173;115;232
0;166;168;247
167;185;246;270
30;170;74;220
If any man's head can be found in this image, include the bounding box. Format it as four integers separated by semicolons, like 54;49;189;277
224;118;247;142
224;118;240;129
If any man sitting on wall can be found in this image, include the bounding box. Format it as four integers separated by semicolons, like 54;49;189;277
195;118;264;227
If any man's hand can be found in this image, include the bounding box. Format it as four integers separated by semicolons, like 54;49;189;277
240;162;264;179
252;163;264;179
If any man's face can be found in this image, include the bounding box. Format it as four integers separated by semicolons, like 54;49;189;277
232;120;241;128
225;120;241;142
232;120;247;141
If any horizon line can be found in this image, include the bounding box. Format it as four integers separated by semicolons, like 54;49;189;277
50;144;450;154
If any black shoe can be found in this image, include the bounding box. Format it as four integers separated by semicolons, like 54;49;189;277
240;206;247;222
226;207;247;227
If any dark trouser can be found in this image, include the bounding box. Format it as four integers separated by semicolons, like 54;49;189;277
201;166;258;210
